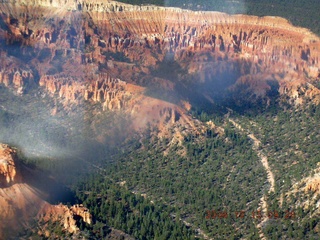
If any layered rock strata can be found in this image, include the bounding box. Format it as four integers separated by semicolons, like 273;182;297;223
39;73;133;110
0;0;320;118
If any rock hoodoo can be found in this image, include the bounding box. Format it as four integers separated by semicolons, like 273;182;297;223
1;0;319;107
0;0;320;123
0;144;21;187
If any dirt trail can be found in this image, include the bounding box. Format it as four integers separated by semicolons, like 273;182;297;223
229;119;275;240
229;119;275;192
248;133;275;193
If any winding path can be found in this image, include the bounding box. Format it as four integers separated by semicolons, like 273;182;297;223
228;118;275;240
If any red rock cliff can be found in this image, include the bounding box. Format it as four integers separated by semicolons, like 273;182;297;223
0;143;92;238
1;0;320;118
0;144;21;186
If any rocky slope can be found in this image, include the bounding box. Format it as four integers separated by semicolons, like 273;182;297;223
0;143;92;239
279;162;320;227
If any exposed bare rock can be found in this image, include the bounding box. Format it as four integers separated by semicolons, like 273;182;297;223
0;67;34;94
306;177;320;194
70;204;92;225
0;0;320;129
0;144;21;187
70;1;320;79
1;0;319;97
39;203;92;234
0;145;48;238
305;165;320;195
0;144;92;239
37;71;195;132
281;163;320;221
0;183;49;238
39;73;134;110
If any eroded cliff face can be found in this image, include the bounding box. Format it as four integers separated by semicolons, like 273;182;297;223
39;203;92;234
0;144;92;239
0;144;21;186
39;73;134;110
0;0;320;125
0;53;35;94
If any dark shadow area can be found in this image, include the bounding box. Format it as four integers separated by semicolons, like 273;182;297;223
19;159;77;205
220;79;281;116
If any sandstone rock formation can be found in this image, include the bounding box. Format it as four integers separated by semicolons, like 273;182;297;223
0;144;21;186
39;72;134;110
0;0;320;127
0;54;34;94
0;1;319;237
0;0;319;110
0;183;48;238
0;144;92;239
39;203;92;234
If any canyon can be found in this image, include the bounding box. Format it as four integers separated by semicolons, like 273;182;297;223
0;0;320;238
0;0;319;127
